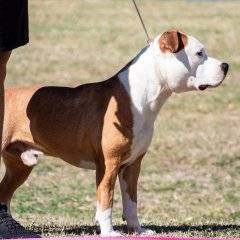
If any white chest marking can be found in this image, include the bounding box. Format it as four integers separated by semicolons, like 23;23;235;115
118;46;171;166
123;124;153;165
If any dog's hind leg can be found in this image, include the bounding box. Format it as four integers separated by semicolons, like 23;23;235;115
118;154;155;235
0;150;33;214
0;150;41;238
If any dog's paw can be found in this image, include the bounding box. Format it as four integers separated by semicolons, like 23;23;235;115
139;228;156;235
101;230;122;237
128;226;155;235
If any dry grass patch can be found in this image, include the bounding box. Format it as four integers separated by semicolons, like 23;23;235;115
1;0;239;238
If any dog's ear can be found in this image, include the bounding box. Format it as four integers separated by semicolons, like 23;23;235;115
158;30;188;53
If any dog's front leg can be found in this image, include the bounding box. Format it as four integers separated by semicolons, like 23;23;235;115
95;161;121;236
119;155;155;235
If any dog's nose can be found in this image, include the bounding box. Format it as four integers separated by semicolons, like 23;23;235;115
220;63;229;75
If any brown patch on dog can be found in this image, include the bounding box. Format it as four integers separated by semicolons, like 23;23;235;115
2;69;134;212
158;29;188;53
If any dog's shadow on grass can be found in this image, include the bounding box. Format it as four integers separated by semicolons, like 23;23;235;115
30;223;239;236
144;224;239;235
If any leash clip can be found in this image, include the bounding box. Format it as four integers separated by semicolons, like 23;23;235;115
147;39;153;45
132;0;152;45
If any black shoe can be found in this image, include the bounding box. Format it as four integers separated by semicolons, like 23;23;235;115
0;203;41;239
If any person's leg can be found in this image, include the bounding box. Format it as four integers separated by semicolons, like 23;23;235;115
0;52;12;239
0;51;41;238
0;51;12;166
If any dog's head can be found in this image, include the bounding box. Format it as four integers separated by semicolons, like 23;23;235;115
153;29;228;93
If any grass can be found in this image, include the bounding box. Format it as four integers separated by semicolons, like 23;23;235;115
1;0;240;238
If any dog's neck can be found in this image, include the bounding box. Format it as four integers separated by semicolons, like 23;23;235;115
118;45;172;124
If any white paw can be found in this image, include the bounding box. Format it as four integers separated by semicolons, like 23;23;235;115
139;227;156;235
128;226;155;235
101;230;122;237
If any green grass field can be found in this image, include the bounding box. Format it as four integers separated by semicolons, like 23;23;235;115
2;0;240;237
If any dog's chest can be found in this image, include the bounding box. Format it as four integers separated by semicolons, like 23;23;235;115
122;122;154;165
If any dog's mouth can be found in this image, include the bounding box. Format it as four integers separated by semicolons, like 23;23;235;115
198;79;225;91
199;84;209;91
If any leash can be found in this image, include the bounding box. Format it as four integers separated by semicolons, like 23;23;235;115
131;1;171;91
132;0;152;45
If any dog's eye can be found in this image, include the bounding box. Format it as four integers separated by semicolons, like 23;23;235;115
196;51;203;57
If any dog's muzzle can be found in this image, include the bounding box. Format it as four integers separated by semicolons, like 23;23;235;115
199;62;229;91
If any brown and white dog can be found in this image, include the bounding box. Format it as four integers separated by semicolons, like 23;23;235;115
1;30;228;236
